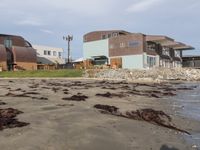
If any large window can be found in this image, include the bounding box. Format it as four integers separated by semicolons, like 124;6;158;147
162;47;170;56
128;41;140;48
48;51;51;55
44;50;48;55
44;50;51;55
53;51;57;56
147;56;156;68
174;50;180;57
147;42;156;51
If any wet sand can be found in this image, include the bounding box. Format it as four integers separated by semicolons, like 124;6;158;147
0;78;199;150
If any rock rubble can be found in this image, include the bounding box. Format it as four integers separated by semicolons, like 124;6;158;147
85;68;200;81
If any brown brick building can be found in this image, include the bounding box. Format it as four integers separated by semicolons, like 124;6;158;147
83;30;194;69
0;34;37;71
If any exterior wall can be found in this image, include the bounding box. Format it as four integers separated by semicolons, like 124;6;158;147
109;33;145;57
121;55;144;69
15;62;37;70
84;30;129;42
33;45;65;64
13;46;37;63
12;46;37;70
182;57;200;68
0;45;7;70
0;61;7;71
83;39;109;59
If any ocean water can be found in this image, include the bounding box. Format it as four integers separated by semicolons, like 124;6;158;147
171;83;200;149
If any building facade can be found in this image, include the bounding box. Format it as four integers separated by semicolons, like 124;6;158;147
182;56;200;68
0;34;37;71
83;30;193;69
33;45;65;64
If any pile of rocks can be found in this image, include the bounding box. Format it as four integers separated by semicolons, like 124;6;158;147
85;68;200;81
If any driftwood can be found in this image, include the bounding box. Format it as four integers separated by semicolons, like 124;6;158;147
96;92;125;98
31;97;48;100
94;104;190;135
62;94;88;101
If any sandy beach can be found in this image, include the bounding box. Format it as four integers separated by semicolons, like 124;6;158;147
0;78;199;150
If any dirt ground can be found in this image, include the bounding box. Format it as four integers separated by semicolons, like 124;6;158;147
0;78;199;150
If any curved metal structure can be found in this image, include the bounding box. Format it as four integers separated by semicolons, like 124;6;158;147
0;34;37;71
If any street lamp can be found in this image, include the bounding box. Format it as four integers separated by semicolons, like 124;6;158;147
63;35;73;63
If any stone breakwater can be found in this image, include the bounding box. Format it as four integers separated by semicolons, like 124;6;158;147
84;68;200;81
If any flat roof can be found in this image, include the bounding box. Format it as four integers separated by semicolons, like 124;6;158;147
84;30;131;36
146;35;174;42
146;35;194;50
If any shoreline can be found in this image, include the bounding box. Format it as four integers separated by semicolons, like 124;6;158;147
0;78;199;150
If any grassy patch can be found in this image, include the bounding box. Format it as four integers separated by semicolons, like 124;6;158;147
0;69;83;78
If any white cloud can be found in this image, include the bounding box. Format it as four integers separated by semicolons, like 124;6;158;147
40;29;54;34
0;0;116;17
126;0;165;13
16;18;44;26
42;0;115;16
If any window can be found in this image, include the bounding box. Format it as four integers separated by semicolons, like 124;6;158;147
147;56;156;68
53;51;57;56
162;47;170;56
102;35;107;39
4;37;12;48
174;50;180;57
48;51;51;55
112;32;118;37
147;43;156;51
163;50;170;56
128;41;140;47
120;42;125;48
58;52;62;58
44;50;48;55
107;34;111;38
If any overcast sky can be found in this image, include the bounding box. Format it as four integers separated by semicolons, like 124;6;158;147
0;0;199;59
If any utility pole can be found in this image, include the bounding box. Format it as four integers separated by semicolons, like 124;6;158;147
63;35;73;63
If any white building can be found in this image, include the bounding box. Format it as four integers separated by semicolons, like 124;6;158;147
33;45;65;64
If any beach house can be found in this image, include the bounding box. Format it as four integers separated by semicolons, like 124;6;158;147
83;30;194;69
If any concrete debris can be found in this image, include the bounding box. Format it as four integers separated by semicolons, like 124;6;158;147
85;68;200;81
